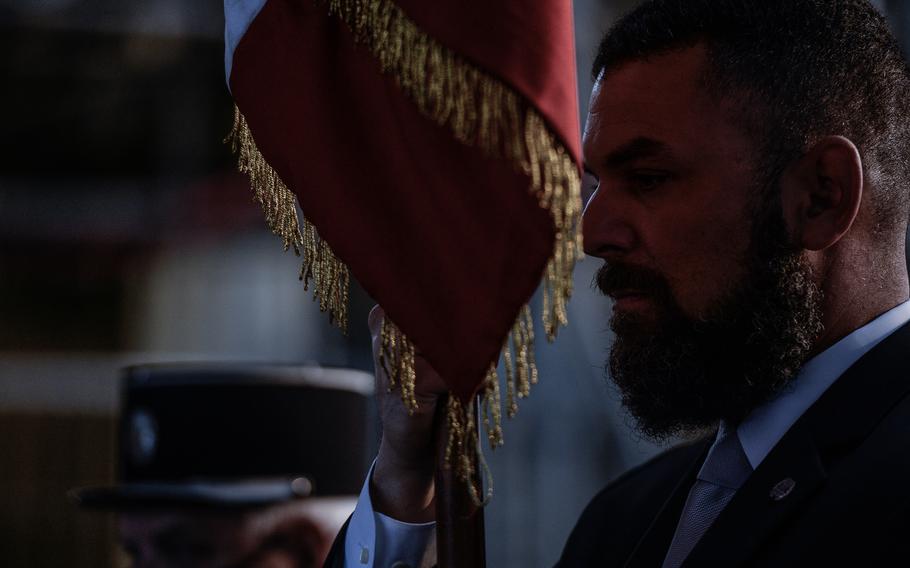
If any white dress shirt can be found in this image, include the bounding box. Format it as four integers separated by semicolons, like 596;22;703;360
344;300;910;567
735;299;910;468
344;461;435;567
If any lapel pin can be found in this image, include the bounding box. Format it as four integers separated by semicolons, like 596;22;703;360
770;477;796;501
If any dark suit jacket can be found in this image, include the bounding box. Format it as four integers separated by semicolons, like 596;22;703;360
327;321;910;567
558;319;910;567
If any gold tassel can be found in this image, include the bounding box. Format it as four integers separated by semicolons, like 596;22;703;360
319;1;585;500
379;316;418;414
226;108;302;255
446;395;494;507
503;304;537;418
300;217;350;331
324;0;583;342
375;302;547;506
378;306;535;508
445;304;536;506
231;0;584;505
480;365;504;449
226;107;350;332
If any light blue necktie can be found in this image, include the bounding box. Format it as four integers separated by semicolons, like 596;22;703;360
662;423;754;568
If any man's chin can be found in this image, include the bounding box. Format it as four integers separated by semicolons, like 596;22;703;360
607;320;796;441
610;305;668;339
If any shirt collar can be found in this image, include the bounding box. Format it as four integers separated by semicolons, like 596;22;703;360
734;299;910;470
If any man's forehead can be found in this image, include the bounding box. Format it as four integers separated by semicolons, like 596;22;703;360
583;45;752;170
595;46;708;101
585;48;708;137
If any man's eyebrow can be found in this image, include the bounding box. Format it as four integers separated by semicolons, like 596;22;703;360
602;137;676;169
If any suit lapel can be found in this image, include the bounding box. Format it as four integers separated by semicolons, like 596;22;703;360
682;427;826;567
325;518;349;568
623;438;712;568
684;319;910;567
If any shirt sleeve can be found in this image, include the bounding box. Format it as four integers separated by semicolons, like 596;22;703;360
343;460;436;567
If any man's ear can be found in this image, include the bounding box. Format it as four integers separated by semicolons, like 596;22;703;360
779;136;863;251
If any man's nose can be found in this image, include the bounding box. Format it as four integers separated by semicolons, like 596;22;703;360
582;184;637;258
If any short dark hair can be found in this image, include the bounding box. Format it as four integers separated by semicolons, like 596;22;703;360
594;0;910;235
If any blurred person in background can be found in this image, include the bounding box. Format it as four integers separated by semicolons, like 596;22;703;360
72;364;375;568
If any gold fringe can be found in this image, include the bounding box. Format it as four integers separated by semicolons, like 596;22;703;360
226;107;350;332
377;306;537;507
300;218;351;331
320;0;585;499
232;0;584;505
379;316;418;414
502;305;538;419
480;365;504;449
324;0;583;342
446;310;536;508
446;396;494;507
227;108;302;255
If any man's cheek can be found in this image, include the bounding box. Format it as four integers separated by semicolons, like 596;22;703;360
671;253;744;318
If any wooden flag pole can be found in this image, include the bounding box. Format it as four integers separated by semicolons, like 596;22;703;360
435;394;486;568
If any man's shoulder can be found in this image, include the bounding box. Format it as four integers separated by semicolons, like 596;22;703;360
557;437;709;567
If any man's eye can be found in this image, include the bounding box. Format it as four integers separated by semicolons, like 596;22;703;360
630;172;669;192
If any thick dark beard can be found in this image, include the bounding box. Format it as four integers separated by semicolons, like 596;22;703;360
599;196;823;441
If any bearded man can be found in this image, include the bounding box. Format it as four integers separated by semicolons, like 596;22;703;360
327;1;910;566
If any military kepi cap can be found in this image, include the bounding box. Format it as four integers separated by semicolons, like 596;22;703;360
72;363;375;510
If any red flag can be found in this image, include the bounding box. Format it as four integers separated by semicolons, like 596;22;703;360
226;0;581;495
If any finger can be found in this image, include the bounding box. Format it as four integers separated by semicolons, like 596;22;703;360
368;304;385;338
368;306;390;389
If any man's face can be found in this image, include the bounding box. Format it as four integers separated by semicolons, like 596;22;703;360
118;506;327;568
582;45;822;438
583;45;758;321
119;511;259;568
